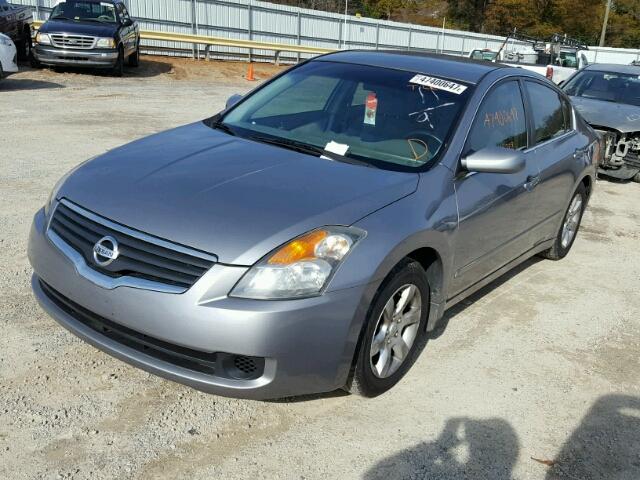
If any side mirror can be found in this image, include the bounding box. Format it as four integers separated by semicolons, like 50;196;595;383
225;94;242;110
122;18;133;27
461;146;526;174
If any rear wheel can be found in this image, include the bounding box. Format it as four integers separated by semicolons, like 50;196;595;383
348;259;430;397
539;183;587;260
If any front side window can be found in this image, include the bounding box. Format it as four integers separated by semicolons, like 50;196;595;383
525;81;566;145
217;61;472;170
465;80;527;155
50;0;117;23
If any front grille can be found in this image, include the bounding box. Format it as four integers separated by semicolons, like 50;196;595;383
50;34;95;50
624;151;640;169
40;280;265;380
49;201;216;290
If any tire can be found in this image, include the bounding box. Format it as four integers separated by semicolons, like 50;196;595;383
112;47;124;77
30;52;41;69
17;27;32;61
539;183;587;260
632;173;640;183
127;43;140;67
347;258;430;397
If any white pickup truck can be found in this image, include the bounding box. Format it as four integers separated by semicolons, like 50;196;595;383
469;39;589;85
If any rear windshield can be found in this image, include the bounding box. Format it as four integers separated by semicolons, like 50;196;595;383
563;70;640;106
50;1;117;23
217;61;472;170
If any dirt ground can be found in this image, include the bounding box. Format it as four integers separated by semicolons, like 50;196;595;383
1;56;639;480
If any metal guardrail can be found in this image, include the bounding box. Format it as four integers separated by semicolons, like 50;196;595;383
32;20;334;64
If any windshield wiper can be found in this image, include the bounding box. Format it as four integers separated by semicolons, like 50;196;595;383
81;18;110;23
211;120;236;136
249;135;375;168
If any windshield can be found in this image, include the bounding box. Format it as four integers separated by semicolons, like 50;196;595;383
563;70;640;106
50;0;117;23
216;61;471;170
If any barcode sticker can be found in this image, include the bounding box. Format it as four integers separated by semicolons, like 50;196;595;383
409;75;467;94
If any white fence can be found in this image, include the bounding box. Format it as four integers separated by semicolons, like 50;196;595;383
13;0;640;64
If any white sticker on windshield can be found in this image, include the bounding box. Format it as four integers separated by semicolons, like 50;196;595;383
409;74;467;95
321;141;349;160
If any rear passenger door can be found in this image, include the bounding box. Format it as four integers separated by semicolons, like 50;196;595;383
522;80;580;241
451;79;541;296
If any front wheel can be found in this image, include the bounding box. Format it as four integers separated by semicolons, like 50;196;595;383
17;28;32;61
127;43;140;67
111;47;124;77
347;259;430;397
539;183;587;260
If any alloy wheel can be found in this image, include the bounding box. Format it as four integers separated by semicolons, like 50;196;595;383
369;284;422;379
561;194;583;248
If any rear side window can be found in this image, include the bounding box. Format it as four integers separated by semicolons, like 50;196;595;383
465;80;528;154
561;96;573;131
525;81;567;144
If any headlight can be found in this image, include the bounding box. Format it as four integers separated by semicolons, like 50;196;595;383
230;226;365;299
35;32;51;45
95;37;116;48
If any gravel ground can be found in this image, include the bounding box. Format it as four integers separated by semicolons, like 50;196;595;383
1;57;639;480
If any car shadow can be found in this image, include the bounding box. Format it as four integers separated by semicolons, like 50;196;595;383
36;56;173;79
363;417;519;480
0;77;65;91
545;394;640;479
429;256;544;340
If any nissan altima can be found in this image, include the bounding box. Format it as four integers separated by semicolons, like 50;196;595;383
28;51;598;399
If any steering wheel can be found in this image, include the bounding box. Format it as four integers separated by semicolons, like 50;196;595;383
97;15;114;22
404;131;443;162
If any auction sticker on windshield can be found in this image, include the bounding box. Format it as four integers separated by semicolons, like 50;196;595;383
409;75;467;94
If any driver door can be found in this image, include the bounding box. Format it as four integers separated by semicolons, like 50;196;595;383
450;79;541;297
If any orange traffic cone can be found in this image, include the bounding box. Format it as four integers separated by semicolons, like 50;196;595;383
246;63;255;81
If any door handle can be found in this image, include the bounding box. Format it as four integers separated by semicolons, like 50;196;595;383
573;148;586;159
524;175;540;191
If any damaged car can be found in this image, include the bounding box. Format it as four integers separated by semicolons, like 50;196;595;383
562;64;640;182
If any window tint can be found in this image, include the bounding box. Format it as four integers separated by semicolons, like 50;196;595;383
526;81;566;144
466;80;527;154
251;74;340;118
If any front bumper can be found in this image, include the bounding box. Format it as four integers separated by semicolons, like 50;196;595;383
28;207;367;399
0;46;18;75
34;45;118;68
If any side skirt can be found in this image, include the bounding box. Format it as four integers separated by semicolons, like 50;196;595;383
441;239;554;315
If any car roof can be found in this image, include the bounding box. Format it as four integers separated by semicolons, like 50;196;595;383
315;50;506;85
584;63;640;75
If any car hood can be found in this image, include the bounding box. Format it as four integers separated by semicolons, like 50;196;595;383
40;20;118;38
570;96;640;133
57;122;419;265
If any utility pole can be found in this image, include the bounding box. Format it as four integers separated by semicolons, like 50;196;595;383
599;0;612;47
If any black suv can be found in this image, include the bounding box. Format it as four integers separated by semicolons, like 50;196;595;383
33;0;139;76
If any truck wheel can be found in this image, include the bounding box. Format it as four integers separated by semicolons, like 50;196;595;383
128;43;140;67
539;183;587;260
112;47;124;77
17;27;32;61
632;173;640;183
347;259;430;397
